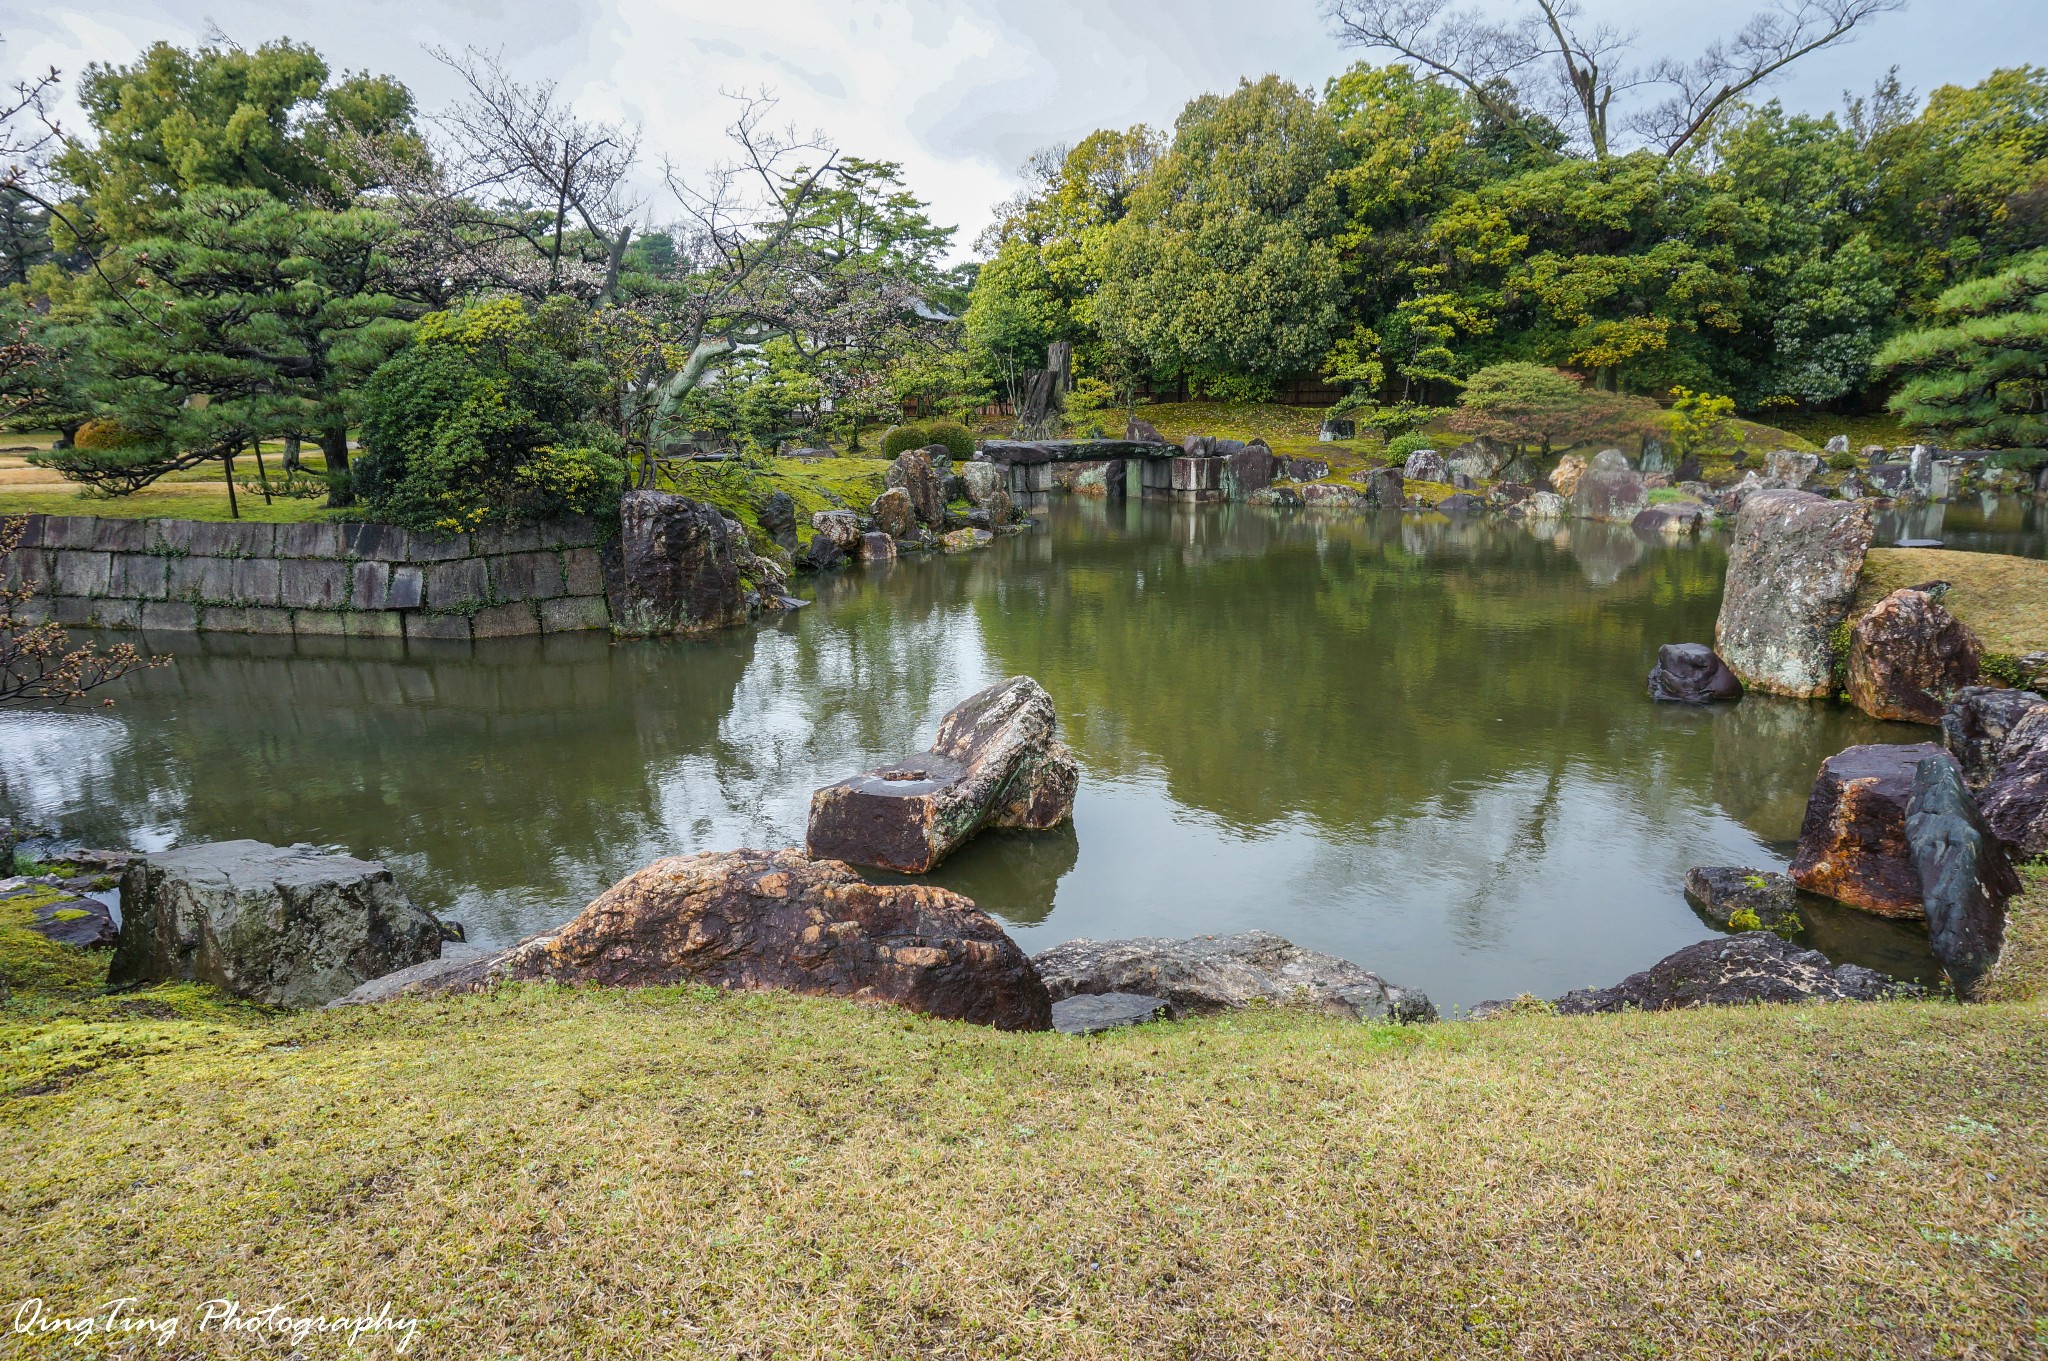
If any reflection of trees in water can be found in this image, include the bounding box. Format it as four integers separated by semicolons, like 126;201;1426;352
1708;696;1919;846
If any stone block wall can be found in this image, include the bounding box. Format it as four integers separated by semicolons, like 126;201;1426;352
5;514;614;640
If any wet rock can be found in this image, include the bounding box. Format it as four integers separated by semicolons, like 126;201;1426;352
1683;867;1799;932
1126;417;1167;444
859;531;896;563
758;491;799;554
940;528;993;553
1051;991;1168;1035
1941;687;2048;787
1906;755;2019;998
1284;456;1330;481
869;487;917;540
1365;467;1406;507
1648;643;1744;704
1765;450;1822;486
1631;502;1708;536
811;510;863;553
1437;492;1485;514
1224;443;1280;497
1521;490;1569;519
1845;588;1982;724
1714;490;1874;698
1980;750;2048;860
109;840;444;1007
7;883;118;948
1554;933;1896;1012
883;451;946;528
1403;449;1450;484
1790;743;1959;918
1573;468;1650;523
381;849;1052;1031
1031;930;1436;1023
806;677;1077;873
1446;437;1515;480
608;490;754;637
1548;453;1588;498
797;532;844;573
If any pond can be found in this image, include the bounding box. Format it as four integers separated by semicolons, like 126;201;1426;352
1873;493;2048;558
3;498;1947;1010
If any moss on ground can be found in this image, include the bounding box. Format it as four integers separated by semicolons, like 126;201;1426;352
0;981;2041;1358
1981;862;2048;1004
656;457;890;550
1858;547;2048;654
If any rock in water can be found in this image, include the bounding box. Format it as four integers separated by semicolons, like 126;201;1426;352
811;510;863;553
608;490;753;637
1365;467;1406;507
1790;743;1959;918
960;461;1006;508
382;849;1052;1031
109;840;444;1006
859;531;897;563
1402;449;1450;484
869;487;918;540
1905;756;2018;999
1683;867;1799;932
884;449;947;528
1648;643;1744;704
1030;930;1436;1023
1522;490;1569;519
1632;503;1707;536
1554;933;1895;1012
1980;750;2048;860
1715;489;1874;698
1941;686;2048;787
807;677;1078;873
1437;492;1484;514
1051;991;1168;1035
6;883;117;948
1846;588;1982;724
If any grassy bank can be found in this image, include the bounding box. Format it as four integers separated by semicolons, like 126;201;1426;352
3;876;2046;1358
1859;547;2048;654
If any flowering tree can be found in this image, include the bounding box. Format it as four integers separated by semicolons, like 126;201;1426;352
0;518;161;705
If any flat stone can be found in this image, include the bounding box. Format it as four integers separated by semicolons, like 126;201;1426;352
540;596;611;633
424;558;489;610
277;559;349;609
1051;991;1168;1035
1555;933;1898;1012
1032;930;1436;1023
1683;867;1799;932
327;943;497;1006
488;551;567;601
106;554;168;600
471;602;539;638
165;555;235;603
230;556;281;605
274;522;344;558
9;885;118;948
50;550;111;597
350;560;392;610
139;601;198;632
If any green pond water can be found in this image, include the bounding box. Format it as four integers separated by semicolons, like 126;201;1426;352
2;498;1945;1009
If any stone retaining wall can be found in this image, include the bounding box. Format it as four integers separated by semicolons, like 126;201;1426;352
5;513;614;640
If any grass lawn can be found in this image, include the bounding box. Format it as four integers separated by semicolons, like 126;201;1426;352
0;437;341;523
3;875;2045;1358
1859;547;2048;654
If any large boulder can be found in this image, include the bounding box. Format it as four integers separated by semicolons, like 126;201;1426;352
1714;490;1874;698
1683;867;1800;933
757;491;799;554
1940;687;2048;787
109;840;444;1007
859;531;896;563
378;849;1052;1031
608;490;754;637
1521;489;1569;519
1547;453;1588;498
806;677;1077;873
1402;449;1450;484
1764;450;1822;486
1445;437;1514;480
1365;467;1406;507
884;450;947;527
1845;588;1982;724
811;510;863;553
1573;468;1650;523
1031;930;1436;1023
1980;750;2048;860
1554;933;1896;1013
869;487;918;540
1790;743;1959;918
1126;417;1167;444
1906;756;2020;999
1589;448;1633;472
1647;643;1743;705
959;461;1006;507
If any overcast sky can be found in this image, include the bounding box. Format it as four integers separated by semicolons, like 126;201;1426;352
10;0;2046;260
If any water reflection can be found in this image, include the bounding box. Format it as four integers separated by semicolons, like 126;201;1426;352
1872;495;2046;558
0;500;1936;1006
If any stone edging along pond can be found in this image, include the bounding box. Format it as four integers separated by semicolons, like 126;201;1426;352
6;513;614;641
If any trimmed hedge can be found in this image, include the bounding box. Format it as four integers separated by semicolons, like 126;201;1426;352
883;421;975;461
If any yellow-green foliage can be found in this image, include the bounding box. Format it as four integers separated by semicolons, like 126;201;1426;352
1;986;2043;1356
658;457;890;549
0;887;105;1001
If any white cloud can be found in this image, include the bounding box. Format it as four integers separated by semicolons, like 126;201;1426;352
7;0;2045;262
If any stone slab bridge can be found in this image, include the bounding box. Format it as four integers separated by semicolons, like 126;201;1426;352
974;438;1328;506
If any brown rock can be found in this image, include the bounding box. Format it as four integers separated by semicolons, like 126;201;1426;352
807;677;1077;873
395;849;1051;1031
1846;588;1982;724
1790;743;1960;918
1980;749;2048;860
884;450;947;528
869;488;917;540
1126;417;1167;444
606;490;752;637
1547;453;1588;498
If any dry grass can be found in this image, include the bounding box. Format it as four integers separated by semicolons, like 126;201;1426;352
2;979;2044;1359
1859;548;2048;654
1981;863;2048;1004
0;446;340;523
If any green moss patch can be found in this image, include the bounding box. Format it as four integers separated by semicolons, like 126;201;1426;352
1858;548;2048;654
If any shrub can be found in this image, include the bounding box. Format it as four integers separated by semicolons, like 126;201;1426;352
354;299;624;533
882;421;974;461
71;419;147;450
1826;449;1859;470
1386;431;1437;461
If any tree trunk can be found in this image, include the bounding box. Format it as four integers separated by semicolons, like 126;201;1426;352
599;225;634;305
223;454;240;520
319;425;353;507
251;437;274;504
282;434;301;473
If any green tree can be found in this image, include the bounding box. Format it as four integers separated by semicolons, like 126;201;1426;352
1876;249;2048;446
54;39;418;242
1444;362;1661;453
353;297;624;531
1095;77;1345;393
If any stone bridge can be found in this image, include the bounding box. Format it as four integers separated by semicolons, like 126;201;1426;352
974;438;1328;506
